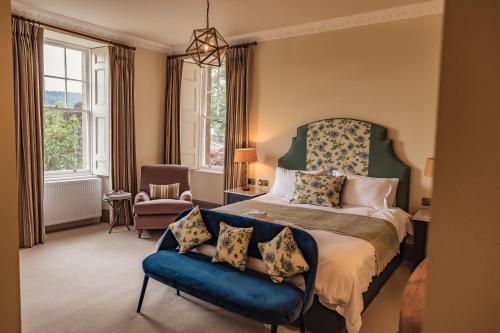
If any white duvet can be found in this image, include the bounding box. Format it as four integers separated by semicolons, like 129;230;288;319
250;193;412;333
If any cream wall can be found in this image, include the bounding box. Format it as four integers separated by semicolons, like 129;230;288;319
248;15;443;212
134;47;167;188
0;0;21;331
424;1;500;331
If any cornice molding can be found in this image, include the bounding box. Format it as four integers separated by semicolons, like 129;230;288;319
172;0;444;53
11;1;171;53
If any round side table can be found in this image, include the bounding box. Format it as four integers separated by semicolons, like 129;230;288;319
103;191;133;233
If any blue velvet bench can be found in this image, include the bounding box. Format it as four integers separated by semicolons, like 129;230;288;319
137;208;318;333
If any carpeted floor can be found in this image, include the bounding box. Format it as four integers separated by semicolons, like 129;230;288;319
20;223;411;333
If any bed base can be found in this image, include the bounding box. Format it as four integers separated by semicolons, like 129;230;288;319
293;242;406;333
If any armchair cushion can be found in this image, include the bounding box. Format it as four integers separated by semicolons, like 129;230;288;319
134;199;193;216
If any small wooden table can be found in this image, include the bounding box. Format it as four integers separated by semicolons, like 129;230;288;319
103;192;133;233
412;208;431;270
224;187;267;205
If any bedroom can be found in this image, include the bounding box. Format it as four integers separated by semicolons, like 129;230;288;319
0;1;499;333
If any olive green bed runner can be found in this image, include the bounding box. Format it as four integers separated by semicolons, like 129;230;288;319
215;200;399;274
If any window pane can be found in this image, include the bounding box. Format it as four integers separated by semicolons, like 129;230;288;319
44;77;66;108
67;80;85;109
66;48;84;80
44;109;86;171
44;44;65;77
202;117;225;168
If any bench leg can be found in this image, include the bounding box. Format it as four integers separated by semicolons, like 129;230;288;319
300;316;305;333
136;275;149;313
270;324;278;333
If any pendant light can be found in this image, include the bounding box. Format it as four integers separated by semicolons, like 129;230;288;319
186;0;229;67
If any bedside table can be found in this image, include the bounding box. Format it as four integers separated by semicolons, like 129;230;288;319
412;208;430;270
224;187;267;205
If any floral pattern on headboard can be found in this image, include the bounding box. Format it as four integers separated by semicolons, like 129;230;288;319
306;119;371;175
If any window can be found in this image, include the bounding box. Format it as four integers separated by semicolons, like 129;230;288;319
200;64;226;170
43;42;91;174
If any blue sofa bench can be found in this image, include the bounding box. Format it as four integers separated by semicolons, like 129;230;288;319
137;208;318;333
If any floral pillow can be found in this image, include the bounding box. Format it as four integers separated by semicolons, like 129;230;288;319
168;206;212;254
291;172;346;208
212;222;253;271
258;227;309;283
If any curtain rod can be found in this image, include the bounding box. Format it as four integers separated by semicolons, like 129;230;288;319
167;41;257;60
12;14;136;51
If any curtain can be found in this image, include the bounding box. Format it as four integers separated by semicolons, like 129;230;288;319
163;58;184;164
110;45;137;225
223;47;252;191
12;16;45;248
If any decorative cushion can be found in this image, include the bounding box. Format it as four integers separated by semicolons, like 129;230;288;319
168;206;211;253
291;172;346;208
212;222;253;271
149;183;180;200
270;167;329;201
258;227;310;283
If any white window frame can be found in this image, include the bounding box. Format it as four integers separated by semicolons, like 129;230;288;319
43;40;93;179
198;65;226;172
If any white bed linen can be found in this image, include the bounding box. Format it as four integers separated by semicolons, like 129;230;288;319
250;193;412;333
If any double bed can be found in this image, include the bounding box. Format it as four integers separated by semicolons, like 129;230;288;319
215;118;412;333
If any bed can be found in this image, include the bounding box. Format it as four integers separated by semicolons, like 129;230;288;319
217;118;412;333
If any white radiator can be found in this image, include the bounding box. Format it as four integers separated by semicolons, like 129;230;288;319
44;177;102;226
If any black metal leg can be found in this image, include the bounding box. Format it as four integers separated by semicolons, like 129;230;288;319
176;289;180;296
300;316;305;333
136;275;149;313
270;324;277;333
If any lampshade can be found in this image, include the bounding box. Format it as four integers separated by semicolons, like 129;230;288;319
424;158;434;177
234;148;257;163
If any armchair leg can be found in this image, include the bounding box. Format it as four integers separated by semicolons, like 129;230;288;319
137;229;143;238
136;275;149;313
270;324;277;333
300;316;305;333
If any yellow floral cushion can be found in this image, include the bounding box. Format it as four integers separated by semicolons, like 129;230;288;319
212;222;254;271
168;206;211;254
258;227;310;283
291;173;346;208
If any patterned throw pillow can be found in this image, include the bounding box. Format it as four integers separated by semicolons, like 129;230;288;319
258;227;310;283
149;183;180;200
168;206;212;254
212;222;254;271
291;173;346;208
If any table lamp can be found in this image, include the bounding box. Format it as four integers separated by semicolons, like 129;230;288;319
424;158;434;177
234;148;257;191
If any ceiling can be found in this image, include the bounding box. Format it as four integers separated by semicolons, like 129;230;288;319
15;0;432;49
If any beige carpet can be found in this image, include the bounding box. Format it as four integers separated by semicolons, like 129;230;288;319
20;223;411;333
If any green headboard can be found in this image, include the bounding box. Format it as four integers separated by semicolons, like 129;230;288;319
278;118;411;211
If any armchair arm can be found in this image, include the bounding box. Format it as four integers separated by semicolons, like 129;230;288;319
135;191;150;204
179;190;193;202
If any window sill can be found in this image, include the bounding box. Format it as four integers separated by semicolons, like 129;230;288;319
192;168;224;175
44;173;98;183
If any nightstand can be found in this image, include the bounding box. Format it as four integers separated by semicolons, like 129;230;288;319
224;187;267;205
412;207;430;270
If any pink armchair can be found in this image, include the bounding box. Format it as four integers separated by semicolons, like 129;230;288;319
134;165;194;238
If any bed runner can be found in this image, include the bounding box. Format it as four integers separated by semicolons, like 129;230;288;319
215;200;399;274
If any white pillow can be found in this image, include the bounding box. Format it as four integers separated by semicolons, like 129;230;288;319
331;170;399;209
270;167;327;201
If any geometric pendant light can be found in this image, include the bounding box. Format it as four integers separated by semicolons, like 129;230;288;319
186;0;229;67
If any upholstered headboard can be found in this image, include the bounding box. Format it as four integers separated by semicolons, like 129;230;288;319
278;118;411;211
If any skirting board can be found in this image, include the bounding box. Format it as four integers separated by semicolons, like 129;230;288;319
193;200;221;209
45;217;101;232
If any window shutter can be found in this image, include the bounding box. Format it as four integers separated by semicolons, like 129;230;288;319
91;47;110;176
180;62;201;169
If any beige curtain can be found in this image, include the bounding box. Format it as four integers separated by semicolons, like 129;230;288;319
110;45;137;225
224;47;252;191
163;58;184;164
12;16;45;248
